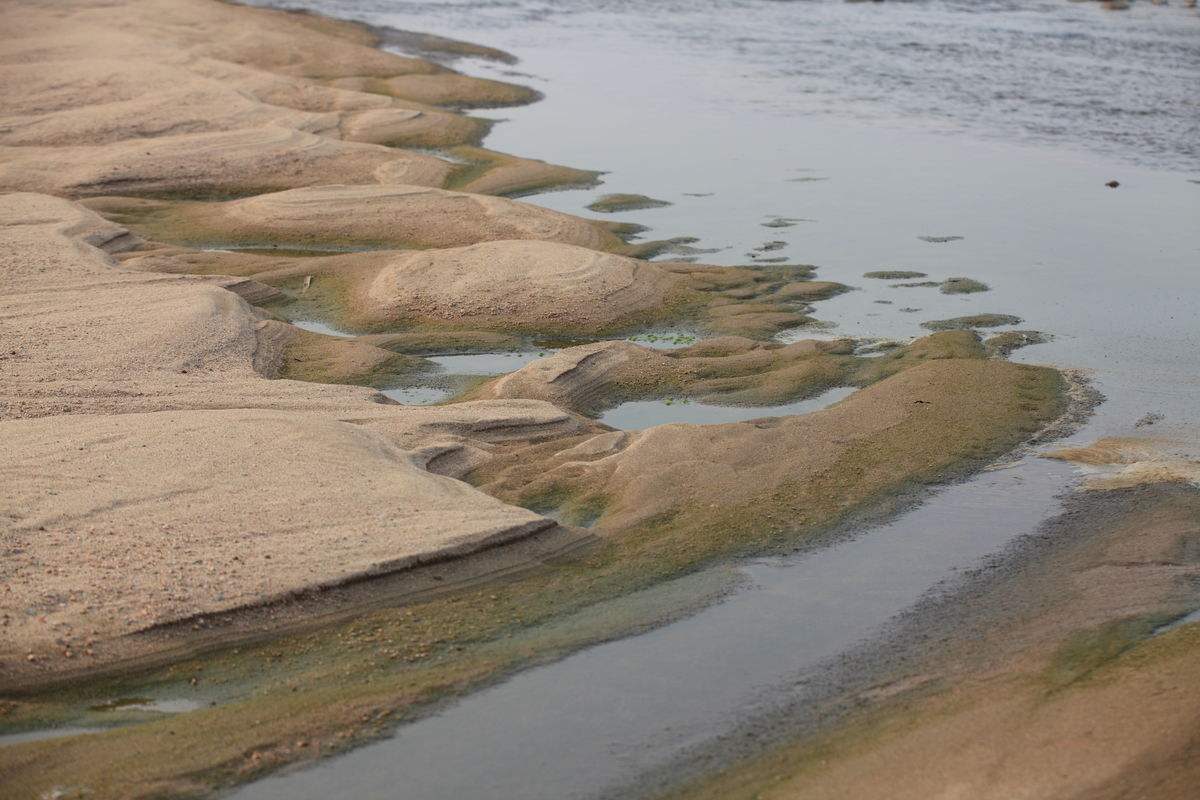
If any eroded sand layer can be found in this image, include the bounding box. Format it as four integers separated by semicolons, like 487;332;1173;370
0;192;590;668
0;1;1091;798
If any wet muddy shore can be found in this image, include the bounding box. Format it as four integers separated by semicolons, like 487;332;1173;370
2;0;1199;798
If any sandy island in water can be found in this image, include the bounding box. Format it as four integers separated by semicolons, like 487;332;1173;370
0;1;1196;798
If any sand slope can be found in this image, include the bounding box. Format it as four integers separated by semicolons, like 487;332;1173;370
0;192;590;671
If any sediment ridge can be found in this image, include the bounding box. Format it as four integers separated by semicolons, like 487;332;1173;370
0;2;1101;799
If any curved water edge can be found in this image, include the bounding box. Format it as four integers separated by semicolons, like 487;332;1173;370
7;0;1190;796
212;0;1200;796
229;456;1081;800
597;385;858;430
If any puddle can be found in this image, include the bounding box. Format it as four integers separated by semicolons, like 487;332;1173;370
627;334;698;350
289;319;354;338
380;386;451;405
88;697;204;714
1153;608;1200;637
429;351;552;375
598;386;857;430
0;727;103;747
198;245;376;257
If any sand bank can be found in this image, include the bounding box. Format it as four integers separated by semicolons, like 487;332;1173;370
677;480;1200;800
0;0;1076;796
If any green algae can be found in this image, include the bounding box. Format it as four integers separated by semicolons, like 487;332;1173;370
984;330;1050;358
921;314;1022;331
587;193;673;213
940;277;989;294
1042;613;1175;691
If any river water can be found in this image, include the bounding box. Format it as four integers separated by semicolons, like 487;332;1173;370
231;0;1199;797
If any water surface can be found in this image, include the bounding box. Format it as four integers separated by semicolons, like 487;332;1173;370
233;0;1199;796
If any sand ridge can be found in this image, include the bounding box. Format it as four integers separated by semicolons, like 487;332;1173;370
0;192;595;671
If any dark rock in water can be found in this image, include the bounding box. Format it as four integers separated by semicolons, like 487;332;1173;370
918;235;964;243
754;240;788;252
1106;180;1120;188
1135;412;1165;428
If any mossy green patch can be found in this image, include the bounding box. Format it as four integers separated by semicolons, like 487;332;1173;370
1042;614;1174;691
587;193;673;213
921;314;1022;331
940;277;989;294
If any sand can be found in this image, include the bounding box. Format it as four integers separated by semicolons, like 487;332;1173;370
109;183;630;251
0;191;591;674
0;2;1094;798
0;0;580;198
680;482;1200;800
117;246;835;339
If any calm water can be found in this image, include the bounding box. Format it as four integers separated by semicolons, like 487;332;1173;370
231;1;1199;797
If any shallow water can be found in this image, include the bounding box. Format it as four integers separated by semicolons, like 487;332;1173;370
428;350;552;374
598;385;857;430
235;458;1078;800
289;318;353;338
0;726;103;747
234;0;1199;796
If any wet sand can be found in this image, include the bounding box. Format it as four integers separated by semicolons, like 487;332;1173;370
0;1;1196;799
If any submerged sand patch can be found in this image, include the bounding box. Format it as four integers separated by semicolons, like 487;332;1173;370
1044;437;1200;489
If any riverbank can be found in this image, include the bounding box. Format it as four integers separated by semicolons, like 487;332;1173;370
0;0;1162;798
673;480;1200;800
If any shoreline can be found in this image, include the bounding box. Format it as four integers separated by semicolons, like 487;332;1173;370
1;1;1195;798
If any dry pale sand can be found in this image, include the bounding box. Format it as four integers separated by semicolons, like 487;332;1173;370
0;0;1060;723
358;240;681;330
0;0;577;197
116;243;829;338
0;191;590;673
0;2;1119;798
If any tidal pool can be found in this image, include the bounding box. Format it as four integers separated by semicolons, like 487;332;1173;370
598;386;857;430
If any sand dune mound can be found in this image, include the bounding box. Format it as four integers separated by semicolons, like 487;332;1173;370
480;358;1064;539
1;191;597;670
167;184;628;251
359;240;681;331
0;409;554;658
476;335;882;412
0;0;537;200
0;128;456;198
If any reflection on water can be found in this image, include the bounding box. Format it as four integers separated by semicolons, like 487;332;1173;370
599;386;857;430
232;0;1198;796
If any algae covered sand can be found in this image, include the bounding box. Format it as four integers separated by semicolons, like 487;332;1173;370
587;193;673;213
0;0;1086;798
673;481;1200;800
